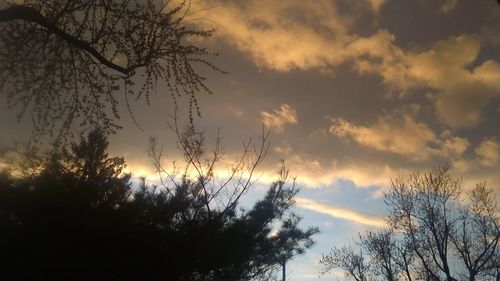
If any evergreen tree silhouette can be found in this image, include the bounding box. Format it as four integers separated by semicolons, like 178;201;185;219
0;129;318;281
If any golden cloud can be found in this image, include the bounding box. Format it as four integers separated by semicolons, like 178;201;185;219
368;0;386;14
261;104;297;133
183;0;399;72
475;138;500;167
344;34;500;128
188;0;354;71
329;109;469;160
184;1;500;128
408;36;500;127
351;34;500;128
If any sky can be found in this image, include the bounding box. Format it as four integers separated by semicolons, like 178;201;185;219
1;0;500;280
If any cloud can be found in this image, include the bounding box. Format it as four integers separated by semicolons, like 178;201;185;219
475;138;500;167
346;34;500;128
225;105;244;117
182;0;405;87
261;104;297;133
180;0;407;91
295;198;386;227
366;34;500;128
440;0;459;13
474;60;500;89
183;0;401;73
346;29;411;92
264;152;407;190
185;1;500;128
408;36;480;88
273;140;292;154
184;0;353;71
406;35;500;127
367;0;386;14
329;109;469;160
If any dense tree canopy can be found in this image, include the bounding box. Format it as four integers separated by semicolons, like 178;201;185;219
321;166;500;281
0;128;318;281
0;0;217;140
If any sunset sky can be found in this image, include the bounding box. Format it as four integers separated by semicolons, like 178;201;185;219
1;0;500;280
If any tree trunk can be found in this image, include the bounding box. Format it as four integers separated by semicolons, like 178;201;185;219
282;259;286;281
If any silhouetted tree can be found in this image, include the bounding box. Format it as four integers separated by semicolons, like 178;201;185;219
0;128;318;281
321;166;499;281
0;0;218;140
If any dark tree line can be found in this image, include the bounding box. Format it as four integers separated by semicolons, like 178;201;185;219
321;166;500;281
0;2;318;279
0;128;318;281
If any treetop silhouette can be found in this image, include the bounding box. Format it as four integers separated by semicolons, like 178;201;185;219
0;127;318;281
321;165;500;281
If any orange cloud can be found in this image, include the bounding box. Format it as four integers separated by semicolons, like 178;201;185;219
329;109;469;160
261;104;297;133
475;138;500;167
182;0;396;72
367;0;386;14
183;1;500;128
